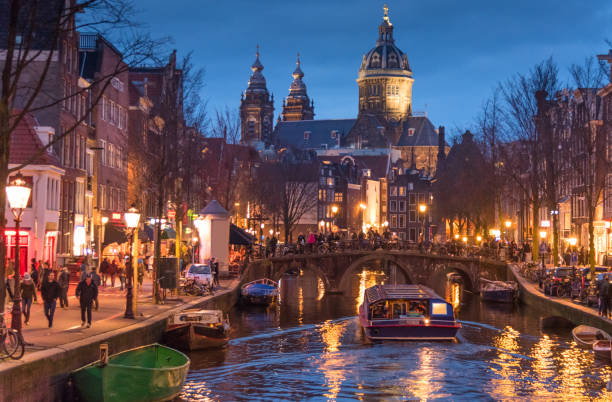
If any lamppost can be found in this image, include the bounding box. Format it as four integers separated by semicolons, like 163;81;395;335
418;203;427;242
123;205;140;319
6;172;32;333
504;220;512;242
359;203;366;233
331;205;339;232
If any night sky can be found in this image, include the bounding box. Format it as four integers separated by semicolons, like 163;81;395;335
138;0;611;132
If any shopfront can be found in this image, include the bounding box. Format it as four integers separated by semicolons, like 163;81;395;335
4;229;29;276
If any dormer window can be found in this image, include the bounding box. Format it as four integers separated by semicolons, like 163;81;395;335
304;131;310;140
331;130;337;139
371;53;380;68
408;128;415;136
388;53;398;68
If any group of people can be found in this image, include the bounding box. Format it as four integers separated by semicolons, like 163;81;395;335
4;258;99;329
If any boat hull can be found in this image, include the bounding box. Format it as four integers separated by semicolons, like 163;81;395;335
593;340;612;361
165;323;229;351
241;294;276;306
362;323;460;340
572;325;612;348
72;344;190;402
481;289;515;303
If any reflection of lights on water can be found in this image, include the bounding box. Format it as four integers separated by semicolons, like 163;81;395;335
298;285;303;325
529;335;556;397
318;320;349;400
558;342;591;398
410;347;446;399
489;326;522;398
317;277;325;301
355;269;387;314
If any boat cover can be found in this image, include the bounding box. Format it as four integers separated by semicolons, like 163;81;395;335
365;284;440;304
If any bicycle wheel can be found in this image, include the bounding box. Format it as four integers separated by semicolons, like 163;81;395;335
4;330;24;359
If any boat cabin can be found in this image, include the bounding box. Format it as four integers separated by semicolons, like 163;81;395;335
364;285;454;322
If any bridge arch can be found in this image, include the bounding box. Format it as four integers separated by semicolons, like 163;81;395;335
271;262;332;292
338;253;414;291
440;263;475;292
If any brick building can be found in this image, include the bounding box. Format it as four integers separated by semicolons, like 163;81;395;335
387;167;433;242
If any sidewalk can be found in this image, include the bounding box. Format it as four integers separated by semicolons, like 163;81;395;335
9;278;238;351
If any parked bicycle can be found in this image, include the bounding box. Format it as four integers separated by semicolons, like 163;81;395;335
1;311;24;359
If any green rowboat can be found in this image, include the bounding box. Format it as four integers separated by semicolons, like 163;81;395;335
72;343;190;402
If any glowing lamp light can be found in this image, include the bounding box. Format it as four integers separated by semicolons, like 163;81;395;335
191;237;199;243
111;212;122;220
424;318;430;325
383;221;389;227
462;236;468;243
319;220;325;228
476;235;482;242
539;231;547;239
331;205;339;214
540;220;550;228
504;220;512;228
260;223;265;229
605;221;611;229
124;205;141;229
419;204;427;213
101;216;109;225
269;229;274;236
454;234;460;240
6;172;31;210
568;237;577;246
359;203;366;210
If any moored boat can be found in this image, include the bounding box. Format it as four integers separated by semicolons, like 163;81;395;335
593;340;612;361
480;279;518;303
572;325;612;348
164;309;230;351
241;278;279;306
71;343;190;402
358;284;461;341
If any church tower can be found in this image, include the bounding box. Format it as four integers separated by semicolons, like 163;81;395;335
356;5;414;124
240;46;275;145
281;53;315;121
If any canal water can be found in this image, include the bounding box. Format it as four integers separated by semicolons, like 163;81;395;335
179;265;612;400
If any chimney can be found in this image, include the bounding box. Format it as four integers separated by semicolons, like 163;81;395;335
437;126;445;159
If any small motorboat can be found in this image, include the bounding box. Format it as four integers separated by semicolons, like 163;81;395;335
572;325;612;348
593;340;612;362
241;278;279;306
164;309;230;351
71;343;190;402
358;284;461;341
480;278;518;303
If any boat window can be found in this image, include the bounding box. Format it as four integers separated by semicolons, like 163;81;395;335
370;302;388;319
431;302;448;316
189;265;211;274
406;301;427;317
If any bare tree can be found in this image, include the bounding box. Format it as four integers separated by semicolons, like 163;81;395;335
0;0;165;311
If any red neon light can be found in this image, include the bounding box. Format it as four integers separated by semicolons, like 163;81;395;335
4;230;29;236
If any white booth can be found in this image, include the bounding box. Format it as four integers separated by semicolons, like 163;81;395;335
194;200;229;274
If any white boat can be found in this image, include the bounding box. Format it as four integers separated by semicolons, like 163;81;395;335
572;325;612;348
164;309;230;351
480;278;518;303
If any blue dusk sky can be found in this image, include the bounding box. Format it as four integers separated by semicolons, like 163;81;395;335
138;0;612;132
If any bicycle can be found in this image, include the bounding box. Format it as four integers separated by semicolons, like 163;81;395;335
0;311;25;359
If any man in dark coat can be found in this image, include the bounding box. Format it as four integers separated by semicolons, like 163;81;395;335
41;272;61;328
58;267;70;308
599;274;610;317
76;274;98;328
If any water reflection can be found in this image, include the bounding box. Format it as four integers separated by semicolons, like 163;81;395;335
182;265;612;400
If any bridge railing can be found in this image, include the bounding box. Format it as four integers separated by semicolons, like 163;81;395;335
249;240;510;262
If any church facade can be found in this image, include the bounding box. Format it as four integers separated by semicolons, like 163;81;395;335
239;6;448;177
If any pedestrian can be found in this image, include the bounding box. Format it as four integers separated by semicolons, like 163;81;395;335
109;259;118;287
41;261;52;284
100;257;109;286
118;262;126;291
210;257;219;287
137;259;144;287
30;258;39;288
599;274;610;317
58;266;70;308
41;271;61;328
21;273;37;324
90;269;101;310
76;274;98;328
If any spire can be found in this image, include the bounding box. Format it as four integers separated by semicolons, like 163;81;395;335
292;52;304;80
246;44;267;93
378;4;394;44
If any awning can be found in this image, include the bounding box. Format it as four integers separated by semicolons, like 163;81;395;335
143;224;175;241
230;223;255;245
103;223;127;246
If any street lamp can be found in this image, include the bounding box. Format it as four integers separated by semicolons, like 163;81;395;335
418;204;427;242
504;220;512;228
123;205;140;319
6;172;31;333
476;235;482;242
462;236;468;244
539;231;547;239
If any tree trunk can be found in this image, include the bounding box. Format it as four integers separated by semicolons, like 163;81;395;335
532;200;539;262
588;203;596;273
0;107;11;313
552;210;559;266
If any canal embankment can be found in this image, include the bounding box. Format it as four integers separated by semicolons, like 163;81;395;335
508;264;612;334
0;280;240;402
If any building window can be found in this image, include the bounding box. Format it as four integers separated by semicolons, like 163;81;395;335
409;193;416;205
399;186;406;196
399;214;406;228
409;228;417;242
399;232;406;241
334;192;343;202
407;182;414;191
390;186;397;196
391;214;397;228
319;189;325;201
409;210;416;222
326;177;334;187
390;200;397;212
398;200;406;212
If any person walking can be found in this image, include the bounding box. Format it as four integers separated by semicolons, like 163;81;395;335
76;274;98;328
58;267;70;308
41;272;61;328
599;274;610;317
30;258;39;289
118;262;126;291
100;257;109;286
21;273;37;325
90;269;102;310
41;261;52;284
210;257;219;287
109;259;118;288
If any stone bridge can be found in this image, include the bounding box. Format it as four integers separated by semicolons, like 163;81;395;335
242;250;508;294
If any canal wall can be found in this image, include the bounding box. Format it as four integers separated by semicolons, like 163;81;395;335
0;284;240;402
508;265;612;334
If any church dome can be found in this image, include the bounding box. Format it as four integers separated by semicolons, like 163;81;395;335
359;6;411;76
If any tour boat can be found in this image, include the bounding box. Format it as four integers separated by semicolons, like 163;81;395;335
593;340;612;362
358;284;461;341
480;278;518;303
241;278;279;306
164;309;231;351
71;343;190;402
572;325;612;348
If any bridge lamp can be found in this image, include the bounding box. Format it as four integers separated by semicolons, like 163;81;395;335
454;234;460;240
504;220;512;228
476;235;482;242
539;231;547;239
462;236;468;243
568;237;577;246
